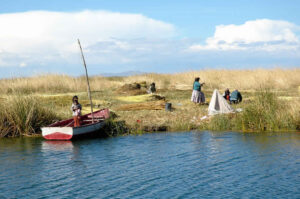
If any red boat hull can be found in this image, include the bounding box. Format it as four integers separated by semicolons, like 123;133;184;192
44;132;73;140
42;109;109;140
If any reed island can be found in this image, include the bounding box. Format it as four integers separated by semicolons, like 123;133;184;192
0;68;299;137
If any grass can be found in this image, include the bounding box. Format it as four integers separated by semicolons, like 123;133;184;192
0;68;299;137
1;68;299;94
0;96;59;137
239;90;300;131
206;90;300;132
116;94;154;103
103;118;129;136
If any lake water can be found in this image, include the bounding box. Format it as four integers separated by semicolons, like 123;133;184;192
0;131;300;198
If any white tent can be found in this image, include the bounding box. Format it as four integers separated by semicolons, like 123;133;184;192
208;89;235;116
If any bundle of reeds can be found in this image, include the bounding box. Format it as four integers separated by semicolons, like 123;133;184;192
116;100;165;111
115;82;148;96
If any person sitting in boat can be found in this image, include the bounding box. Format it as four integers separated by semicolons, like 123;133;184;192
191;77;205;105
71;96;82;127
230;89;242;104
223;88;231;101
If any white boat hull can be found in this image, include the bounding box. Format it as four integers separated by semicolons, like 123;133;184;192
42;121;105;140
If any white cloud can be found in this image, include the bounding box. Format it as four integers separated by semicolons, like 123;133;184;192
19;62;27;67
189;19;300;51
0;13;299;76
0;10;175;67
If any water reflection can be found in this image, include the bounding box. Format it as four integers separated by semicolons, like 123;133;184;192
42;141;74;151
0;132;299;198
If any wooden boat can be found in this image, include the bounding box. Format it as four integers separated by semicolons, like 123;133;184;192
42;40;109;141
42;108;110;140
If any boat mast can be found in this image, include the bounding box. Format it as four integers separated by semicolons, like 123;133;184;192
77;39;95;123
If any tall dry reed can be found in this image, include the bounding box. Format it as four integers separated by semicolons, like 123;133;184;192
0;68;299;94
0;96;59;137
122;68;300;91
0;74;122;94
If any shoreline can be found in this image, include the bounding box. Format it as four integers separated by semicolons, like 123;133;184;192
3;128;300;139
1;88;299;138
0;69;299;138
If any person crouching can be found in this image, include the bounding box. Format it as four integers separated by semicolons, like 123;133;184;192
71;96;82;127
230;89;242;104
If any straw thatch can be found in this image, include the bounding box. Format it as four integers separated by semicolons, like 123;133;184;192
116;82;148;95
116;100;165;111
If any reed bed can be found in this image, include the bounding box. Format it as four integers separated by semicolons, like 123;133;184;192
208;90;300;131
0;74;122;94
116;100;165;111
0;68;299;94
0;96;59;137
0;68;299;137
122;68;300;91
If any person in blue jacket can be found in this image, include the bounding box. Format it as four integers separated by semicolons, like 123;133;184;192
191;77;205;104
230;89;242;104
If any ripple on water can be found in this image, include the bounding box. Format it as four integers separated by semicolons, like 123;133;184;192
0;132;300;198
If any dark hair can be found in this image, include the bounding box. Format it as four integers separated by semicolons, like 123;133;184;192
225;89;230;95
72;96;78;102
195;77;200;82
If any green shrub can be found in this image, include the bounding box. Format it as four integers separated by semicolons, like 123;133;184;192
103;119;129;136
208;114;232;131
240;89;296;131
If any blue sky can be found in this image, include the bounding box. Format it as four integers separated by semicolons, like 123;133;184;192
0;0;300;77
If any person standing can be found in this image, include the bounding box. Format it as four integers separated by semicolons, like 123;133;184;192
148;82;156;94
191;77;205;104
71;96;82;127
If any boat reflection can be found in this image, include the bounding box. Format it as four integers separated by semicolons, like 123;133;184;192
42;140;74;151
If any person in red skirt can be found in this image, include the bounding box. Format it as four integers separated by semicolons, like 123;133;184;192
71;96;82;127
223;88;231;101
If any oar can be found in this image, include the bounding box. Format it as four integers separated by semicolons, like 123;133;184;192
77;39;95;123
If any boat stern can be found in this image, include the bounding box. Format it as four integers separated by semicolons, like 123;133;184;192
42;127;73;140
